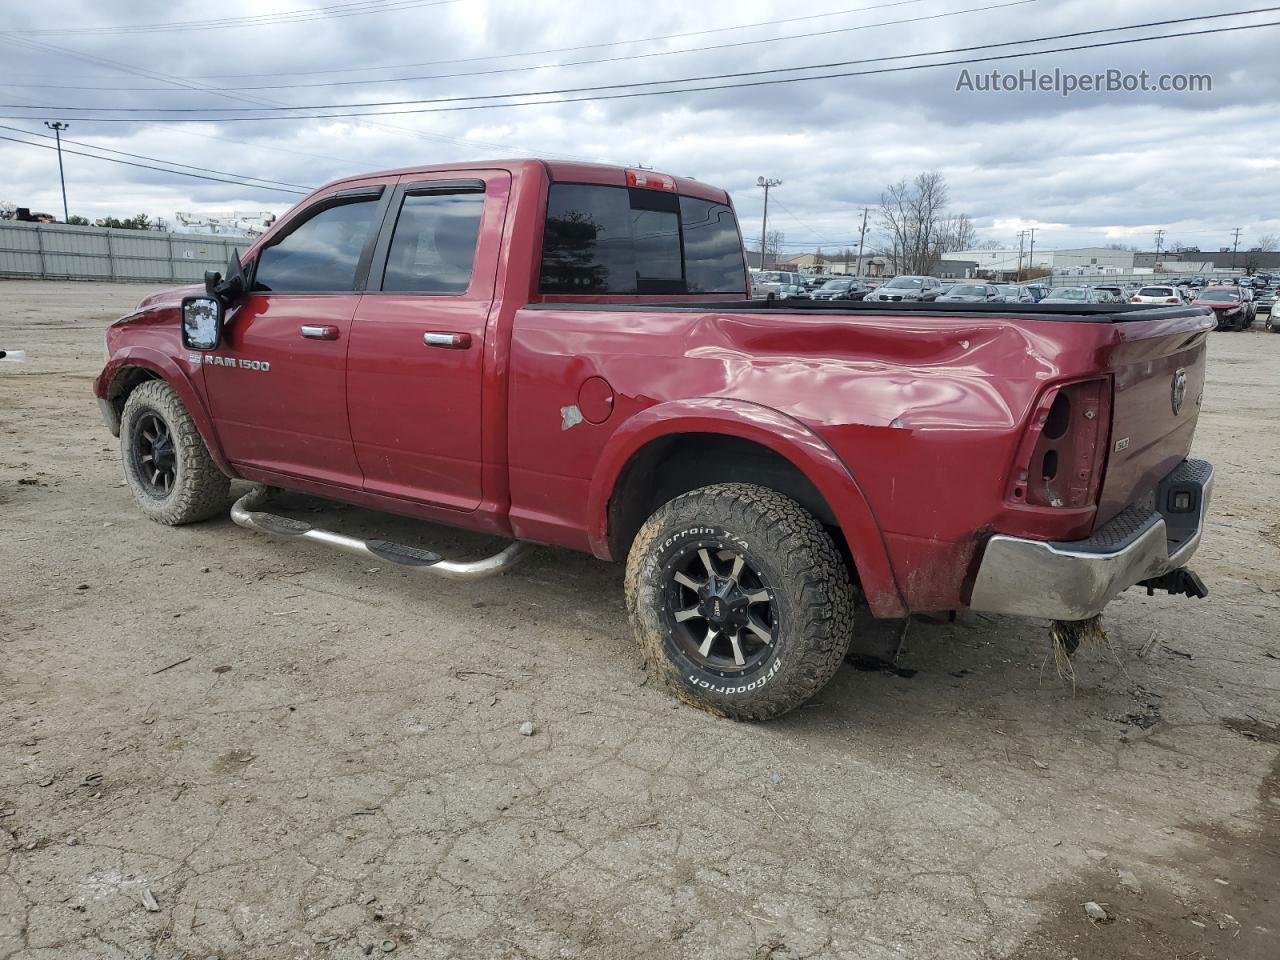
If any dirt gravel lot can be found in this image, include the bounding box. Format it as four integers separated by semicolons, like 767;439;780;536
2;279;1278;960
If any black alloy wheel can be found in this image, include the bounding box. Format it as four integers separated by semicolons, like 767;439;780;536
662;544;777;675
131;412;177;497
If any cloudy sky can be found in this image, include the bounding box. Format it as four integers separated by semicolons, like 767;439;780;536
2;0;1278;253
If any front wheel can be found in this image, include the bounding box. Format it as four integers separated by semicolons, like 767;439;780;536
624;483;856;720
120;380;229;525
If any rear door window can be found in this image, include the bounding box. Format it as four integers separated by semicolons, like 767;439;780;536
382;190;485;294
539;183;745;295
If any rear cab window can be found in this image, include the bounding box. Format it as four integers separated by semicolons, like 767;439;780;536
539;183;746;295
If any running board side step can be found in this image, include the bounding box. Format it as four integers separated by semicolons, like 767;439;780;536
229;486;532;581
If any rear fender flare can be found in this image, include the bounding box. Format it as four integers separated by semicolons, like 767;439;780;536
587;397;906;617
97;347;235;478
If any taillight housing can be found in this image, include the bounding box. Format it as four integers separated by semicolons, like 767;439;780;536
1129;296;1141;303
1006;378;1111;510
1166;297;1179;304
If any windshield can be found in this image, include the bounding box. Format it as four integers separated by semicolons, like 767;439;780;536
820;280;852;290
759;272;786;283
1053;288;1089;300
1199;287;1239;301
886;276;923;289
1137;287;1173;297
950;285;987;296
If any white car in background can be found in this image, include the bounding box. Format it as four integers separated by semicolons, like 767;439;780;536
753;270;809;300
1129;285;1184;305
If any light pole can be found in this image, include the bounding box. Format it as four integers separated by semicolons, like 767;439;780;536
1016;230;1027;282
1231;227;1242;271
757;176;781;269
45;121;69;223
1026;227;1036;280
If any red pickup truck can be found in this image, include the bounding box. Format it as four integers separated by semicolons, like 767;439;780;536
95;159;1215;719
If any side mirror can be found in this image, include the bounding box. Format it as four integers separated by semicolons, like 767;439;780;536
181;296;224;351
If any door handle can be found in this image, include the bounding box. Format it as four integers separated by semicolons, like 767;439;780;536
300;325;340;341
423;332;472;350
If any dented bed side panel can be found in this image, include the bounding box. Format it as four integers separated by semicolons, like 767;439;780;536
506;306;1209;612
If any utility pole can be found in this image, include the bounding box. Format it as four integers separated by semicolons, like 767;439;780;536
1231;227;1242;271
855;206;870;279
44;121;69;223
1016;230;1027;282
1026;227;1037;279
757;176;781;270
1153;228;1165;259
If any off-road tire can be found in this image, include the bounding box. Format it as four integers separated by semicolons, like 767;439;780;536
120;380;229;525
624;482;856;720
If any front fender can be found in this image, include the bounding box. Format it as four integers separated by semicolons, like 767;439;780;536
95;347;236;479
586;397;906;617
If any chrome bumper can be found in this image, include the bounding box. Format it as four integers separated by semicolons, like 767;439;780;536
969;459;1214;621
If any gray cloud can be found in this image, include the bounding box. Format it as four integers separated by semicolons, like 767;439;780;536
2;0;1278;250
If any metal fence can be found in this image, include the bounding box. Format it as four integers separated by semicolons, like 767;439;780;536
1037;273;1239;289
0;220;246;283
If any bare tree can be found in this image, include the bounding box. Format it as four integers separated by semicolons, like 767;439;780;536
879;171;950;275
1256;232;1278;252
942;213;977;253
765;229;786;263
974;238;1004;250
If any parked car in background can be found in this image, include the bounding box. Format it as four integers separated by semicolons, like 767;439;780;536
864;275;944;302
1040;286;1103;304
1195;285;1255;330
810;278;869;301
1024;283;1050;302
1130;285;1184;305
936;282;1002;303
1093;286;1126;304
755;271;810;300
1254;286;1277;315
996;284;1036;303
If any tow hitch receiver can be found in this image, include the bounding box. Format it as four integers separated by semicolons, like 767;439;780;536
230;486;532;581
1138;567;1209;600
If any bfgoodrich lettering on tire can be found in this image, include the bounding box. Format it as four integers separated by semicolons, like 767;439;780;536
120;380;229;525
624;482;856;720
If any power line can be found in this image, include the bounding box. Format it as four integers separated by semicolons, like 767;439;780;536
4;13;1272;121
0;123;314;189
3;0;464;36
0;0;1045;93
177;0;934;79
0;134;310;194
0;33;595;162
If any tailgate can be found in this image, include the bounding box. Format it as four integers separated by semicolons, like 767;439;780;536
1096;314;1211;526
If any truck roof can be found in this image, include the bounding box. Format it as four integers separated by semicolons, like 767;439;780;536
313;158;731;204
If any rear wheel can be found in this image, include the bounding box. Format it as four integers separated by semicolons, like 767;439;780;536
624;483;856;720
120;380;229;525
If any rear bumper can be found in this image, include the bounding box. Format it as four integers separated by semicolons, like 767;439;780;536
969;459;1213;621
